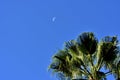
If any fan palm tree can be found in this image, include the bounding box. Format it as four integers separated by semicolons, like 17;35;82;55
48;32;120;80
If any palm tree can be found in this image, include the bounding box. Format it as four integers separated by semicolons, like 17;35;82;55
48;32;120;80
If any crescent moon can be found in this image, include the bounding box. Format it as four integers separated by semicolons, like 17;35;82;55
52;17;56;22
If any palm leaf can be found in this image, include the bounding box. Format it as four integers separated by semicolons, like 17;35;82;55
49;50;73;77
96;36;119;72
77;32;98;55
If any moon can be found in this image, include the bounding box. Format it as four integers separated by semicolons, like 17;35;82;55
52;17;56;22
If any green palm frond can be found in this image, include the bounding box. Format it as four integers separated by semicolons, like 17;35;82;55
77;32;98;55
96;36;119;71
101;43;117;62
65;40;79;56
49;50;73;77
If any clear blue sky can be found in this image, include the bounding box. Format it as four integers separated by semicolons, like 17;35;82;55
0;0;120;80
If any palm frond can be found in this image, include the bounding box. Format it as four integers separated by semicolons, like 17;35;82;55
65;40;79;56
96;36;119;71
77;32;98;55
49;50;73;77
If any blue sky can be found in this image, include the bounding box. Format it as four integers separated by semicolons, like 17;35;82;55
0;0;120;80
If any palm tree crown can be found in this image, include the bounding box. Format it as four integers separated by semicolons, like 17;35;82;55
49;32;120;80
